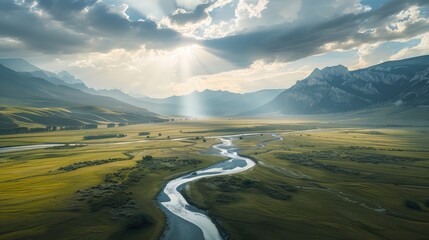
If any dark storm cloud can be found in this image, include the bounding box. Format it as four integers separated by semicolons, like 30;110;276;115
0;0;428;61
83;3;188;49
203;0;429;66
0;1;88;53
37;0;97;20
0;0;187;54
169;3;212;25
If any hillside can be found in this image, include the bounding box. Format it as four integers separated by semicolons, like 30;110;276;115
251;55;429;115
0;106;158;130
0;64;162;128
0;59;283;117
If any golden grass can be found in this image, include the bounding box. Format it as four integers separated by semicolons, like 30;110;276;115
1;119;428;239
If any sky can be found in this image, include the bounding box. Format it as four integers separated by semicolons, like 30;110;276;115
1;0;429;98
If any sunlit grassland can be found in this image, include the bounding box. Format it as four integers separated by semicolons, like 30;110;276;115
0;118;321;147
0;118;316;239
186;126;429;240
1;119;428;239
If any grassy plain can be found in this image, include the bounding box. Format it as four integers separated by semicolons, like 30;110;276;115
186;125;429;239
0;118;428;239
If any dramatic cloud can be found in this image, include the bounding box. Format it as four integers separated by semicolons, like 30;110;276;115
0;0;187;53
1;0;429;97
203;0;429;66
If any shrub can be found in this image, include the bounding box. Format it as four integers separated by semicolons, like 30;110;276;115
405;200;421;210
126;214;153;229
83;124;98;129
83;134;126;140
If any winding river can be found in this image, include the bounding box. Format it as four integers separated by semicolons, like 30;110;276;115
158;133;281;240
0;133;280;239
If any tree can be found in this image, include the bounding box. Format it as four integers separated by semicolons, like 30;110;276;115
203;138;207;143
239;136;243;140
143;155;153;161
405;200;421;210
158;133;162;137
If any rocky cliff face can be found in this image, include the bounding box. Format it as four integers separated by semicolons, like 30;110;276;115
255;55;429;114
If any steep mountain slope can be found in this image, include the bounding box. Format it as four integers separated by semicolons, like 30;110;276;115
0;58;283;117
0;106;158;129
0;58;69;85
0;64;162;126
0;58;43;72
253;55;429;115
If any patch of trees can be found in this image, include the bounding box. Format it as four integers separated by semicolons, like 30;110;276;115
73;154;204;222
0;126;60;135
404;200;422;211
83;124;98;129
275;152;361;175
126;214;154;229
275;149;422;176
83;133;126;140
138;132;150;136
139;156;201;171
58;154;133;172
61;126;83;130
0;121;153;135
88;190;133;212
206;176;296;202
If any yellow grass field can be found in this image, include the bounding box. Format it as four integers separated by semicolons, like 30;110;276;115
0;119;428;239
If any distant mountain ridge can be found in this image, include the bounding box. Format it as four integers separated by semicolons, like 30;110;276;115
0;58;84;85
250;55;429;115
0;58;284;117
0;63;162;128
2;56;428;122
138;89;285;116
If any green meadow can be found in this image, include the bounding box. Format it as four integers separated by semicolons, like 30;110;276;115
0;119;428;239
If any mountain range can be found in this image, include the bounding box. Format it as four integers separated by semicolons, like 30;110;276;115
0;55;428;129
0;60;162;129
0;58;283;118
252;55;429;115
